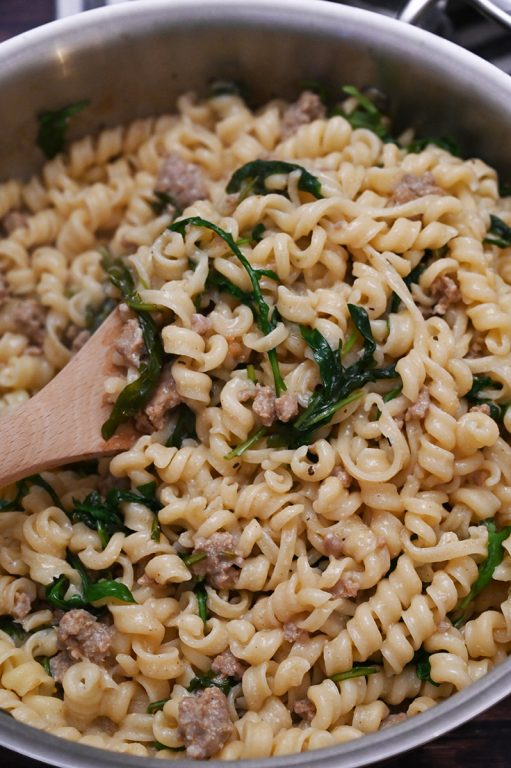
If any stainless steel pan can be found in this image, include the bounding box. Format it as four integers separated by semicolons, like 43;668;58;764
1;1;511;765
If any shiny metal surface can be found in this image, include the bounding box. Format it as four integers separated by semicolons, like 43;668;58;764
1;1;511;765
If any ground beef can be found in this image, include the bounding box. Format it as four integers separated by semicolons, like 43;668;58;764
283;622;309;644
49;651;75;683
430;275;461;315
381;713;408;729
281;90;326;139
114;316;144;368
189;532;243;590
330;576;360;599
56;609;113;664
11;299;46;347
134;363;181;432
252;386;277;427
2;210;28;235
155;152;208;211
390;173;444;205
211;650;247;681
293;698;316;723
469;403;491;415
405;386;430;421
323;532;345;558
275;393;299;423
178;687;234;759
191;313;211;335
11;591;32;620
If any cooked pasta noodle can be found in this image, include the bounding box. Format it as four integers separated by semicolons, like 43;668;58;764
0;85;511;760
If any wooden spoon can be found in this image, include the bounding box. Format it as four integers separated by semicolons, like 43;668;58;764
0;309;138;489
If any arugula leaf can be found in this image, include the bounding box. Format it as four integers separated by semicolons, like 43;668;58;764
251;223;266;243
0;617;27;645
153;741;185;752
72;490;127;549
225;426;268;460
329;662;381;683
72;482;161;548
165;404;197;449
101;259;164;439
383;386;403;403
45;552;136;611
465;375;504;421
36;100;89;159
85;297;117;332
150;191;178;217
169;217;286;395
194;580;209;625
292;304;397;435
413;648;440;686
180;552;207;567
226;160;323;200
484;214;511;248
334;85;391;141
187;669;235;695
38;656;52;676
499;181;511;198
147;698;168;714
390;259;428;313
451;520;511;627
0;474;63;513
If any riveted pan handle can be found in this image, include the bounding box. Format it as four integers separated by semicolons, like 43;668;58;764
398;0;511;30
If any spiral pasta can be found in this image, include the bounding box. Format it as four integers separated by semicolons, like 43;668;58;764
0;85;511;760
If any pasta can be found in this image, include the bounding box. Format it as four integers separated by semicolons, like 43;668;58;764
0;84;511;760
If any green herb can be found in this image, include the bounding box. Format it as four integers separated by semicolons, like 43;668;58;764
390;259;428;313
187;669;235;695
251;223;265;243
147;699;168;714
38;656;52;676
405;136;460;156
226;160;323;200
194;580;209;625
72;491;128;549
293;304;397;435
180;552;207;567
153;741;185;752
499;181;511;198
0;617;27;645
246;364;257;383
451;520;511;627
329;662;381;683
342;328;358;357
413;648;440;686
150;191;178;217
45;552;136;611
0;474;63;513
101;258;164;440
383;386;403;403
335;85;391;141
484;214;511;248
36;100;89;159
165;404;197;448
465;375;504;421
225;425;268;459
85;297;117;332
169;217;286;395
72;482;161;548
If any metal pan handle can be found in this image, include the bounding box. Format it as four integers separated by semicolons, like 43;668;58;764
398;0;511;30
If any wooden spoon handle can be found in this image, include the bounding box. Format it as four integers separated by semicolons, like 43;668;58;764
0;311;136;489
